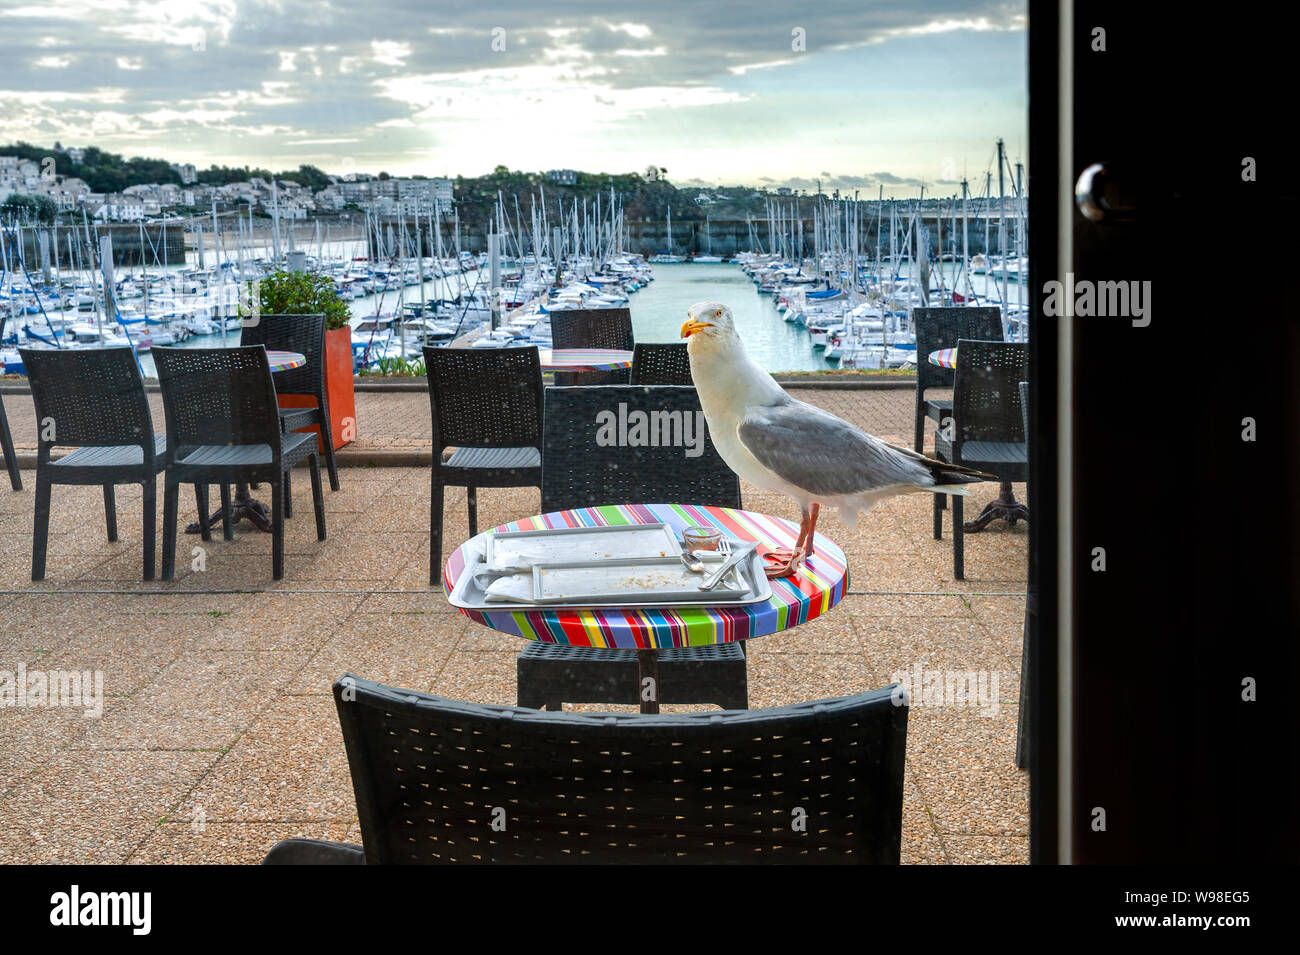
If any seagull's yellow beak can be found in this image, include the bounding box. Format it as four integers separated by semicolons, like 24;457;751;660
681;320;713;338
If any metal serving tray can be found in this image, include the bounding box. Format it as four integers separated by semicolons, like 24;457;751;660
531;554;750;604
484;523;679;572
449;547;773;612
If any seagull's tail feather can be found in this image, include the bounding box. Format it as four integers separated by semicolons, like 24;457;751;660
916;455;997;492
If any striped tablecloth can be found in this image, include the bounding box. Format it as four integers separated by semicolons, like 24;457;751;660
538;348;634;373
443;503;850;650
267;350;306;372
927;347;957;369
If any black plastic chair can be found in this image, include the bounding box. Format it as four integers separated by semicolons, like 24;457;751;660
630;341;694;385
521;384;747;711
423;345;544;586
154;345;325;581
539;385;740;514
912;307;1003;452
932;339;1028;579
241;312;339;492
263;674;908;864
548;307;634;386
20;346;166;580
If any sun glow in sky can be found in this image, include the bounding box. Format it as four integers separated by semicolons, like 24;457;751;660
0;1;1027;195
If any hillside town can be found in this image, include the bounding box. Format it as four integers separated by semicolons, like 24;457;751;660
0;143;456;222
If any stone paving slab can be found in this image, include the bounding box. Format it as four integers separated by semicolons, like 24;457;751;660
0;395;1027;865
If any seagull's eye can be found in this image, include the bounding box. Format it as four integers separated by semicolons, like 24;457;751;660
714;309;722;318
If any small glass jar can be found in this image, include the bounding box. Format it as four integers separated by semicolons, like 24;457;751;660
682;526;723;552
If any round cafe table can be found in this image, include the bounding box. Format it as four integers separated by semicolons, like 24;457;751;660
927;347;957;369
185;349;306;535
537;348;633;373
443;502;850;713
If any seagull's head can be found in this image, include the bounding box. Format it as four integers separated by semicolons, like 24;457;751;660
681;301;736;343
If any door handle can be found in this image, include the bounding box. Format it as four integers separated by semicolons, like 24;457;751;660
1075;163;1138;222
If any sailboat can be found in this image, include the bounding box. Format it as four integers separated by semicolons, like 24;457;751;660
692;213;723;263
649;206;685;263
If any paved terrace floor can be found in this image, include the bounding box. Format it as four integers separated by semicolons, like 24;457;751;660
0;384;1029;864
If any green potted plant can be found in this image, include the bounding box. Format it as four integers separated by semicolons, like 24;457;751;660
253;270;357;450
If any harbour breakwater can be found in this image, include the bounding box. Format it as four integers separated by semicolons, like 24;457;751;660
367;215;1019;259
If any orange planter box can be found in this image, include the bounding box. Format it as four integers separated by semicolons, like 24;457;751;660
277;327;357;452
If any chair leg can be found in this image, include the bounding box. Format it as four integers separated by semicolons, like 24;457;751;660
933;492;944;540
194;484;211;541
953;493;965;580
102;484;118;542
271;475;285;580
284;470;293;519
467;485;477;538
162;477;179;580
0;400;21;491
142;479;156;581
219;483;233;540
319;411;340;491
308;454;326;541
429;478;444;586
31;474;52;581
913;400;925;452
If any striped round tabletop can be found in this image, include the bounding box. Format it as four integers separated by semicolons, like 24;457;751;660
538;348;634;373
443;503;850;650
930;348;961;369
267;350;306;373
927;347;957;369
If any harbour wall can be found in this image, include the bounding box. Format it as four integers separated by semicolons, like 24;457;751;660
369;217;1017;259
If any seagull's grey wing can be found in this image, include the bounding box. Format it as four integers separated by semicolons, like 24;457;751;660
737;400;932;496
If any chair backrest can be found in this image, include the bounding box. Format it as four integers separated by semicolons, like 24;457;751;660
541;385;740;513
630;342;693;385
952;340;1028;447
333;673;908;864
153;345;281;453
548;307;634;351
241;313;326;397
912;307;1003;393
422;345;544;452
19;346;155;458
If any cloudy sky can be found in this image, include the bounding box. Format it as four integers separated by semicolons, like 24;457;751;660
1;1;1027;196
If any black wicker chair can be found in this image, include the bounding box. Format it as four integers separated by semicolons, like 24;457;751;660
912;307;1003;453
548;306;634;386
630;341;694;385
1017;379;1031;770
423;345;544;586
155;345;326;581
520;385;747;711
932;340;1028;579
241;312;339;492
20;346;166;580
263;674;908;864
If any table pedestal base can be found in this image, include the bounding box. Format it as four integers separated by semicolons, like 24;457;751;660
963;481;1029;533
185;485;272;534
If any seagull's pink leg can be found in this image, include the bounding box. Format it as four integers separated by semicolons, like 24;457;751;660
765;506;811;578
805;503;820;559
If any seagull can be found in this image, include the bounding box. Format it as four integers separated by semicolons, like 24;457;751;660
681;301;993;578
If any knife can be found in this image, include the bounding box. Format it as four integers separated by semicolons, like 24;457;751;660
697;542;755;591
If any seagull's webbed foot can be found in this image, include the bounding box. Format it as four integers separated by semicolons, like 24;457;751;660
763;546;806;579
